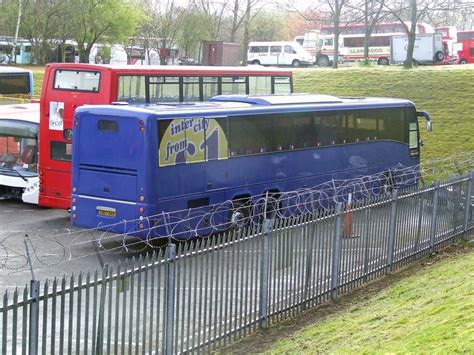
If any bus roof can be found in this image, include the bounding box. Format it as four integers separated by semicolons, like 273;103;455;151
0;66;33;74
0;103;39;123
44;63;293;75
78;95;414;120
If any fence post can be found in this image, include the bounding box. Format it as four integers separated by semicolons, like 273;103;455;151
430;180;440;253
164;243;176;355
331;203;343;301
24;239;39;355
463;171;473;236
386;189;399;273
259;224;270;328
363;208;371;283
95;266;109;355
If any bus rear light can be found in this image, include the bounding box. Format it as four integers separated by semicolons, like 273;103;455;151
72;214;77;219
139;120;144;125
74;120;79;126
72;187;77;192
72;206;77;211
139;195;145;202
39;187;43;193
139;207;145;213
139;223;144;229
72;197;77;203
139;127;145;132
39;170;44;176
39;178;44;184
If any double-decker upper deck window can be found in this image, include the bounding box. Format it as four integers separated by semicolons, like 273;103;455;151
117;75;146;103
249;76;271;95
273;76;291;94
221;76;246;95
149;76;180;102
54;70;100;92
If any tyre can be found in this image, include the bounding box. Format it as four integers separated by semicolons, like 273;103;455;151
251;60;260;65
229;199;251;229
459;59;467;64
377;57;389;65
292;59;300;67
317;55;330;67
434;51;444;62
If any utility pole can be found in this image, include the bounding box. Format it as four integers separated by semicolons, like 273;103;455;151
10;0;23;64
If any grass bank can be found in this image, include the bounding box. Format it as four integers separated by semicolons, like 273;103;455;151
294;65;474;162
223;241;474;353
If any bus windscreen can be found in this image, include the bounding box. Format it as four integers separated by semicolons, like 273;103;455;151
0;74;30;95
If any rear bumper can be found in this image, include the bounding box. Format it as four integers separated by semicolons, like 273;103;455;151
71;195;151;236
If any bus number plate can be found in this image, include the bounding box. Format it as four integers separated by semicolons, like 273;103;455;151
97;206;116;218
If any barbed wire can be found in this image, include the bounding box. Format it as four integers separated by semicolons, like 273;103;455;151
0;152;472;274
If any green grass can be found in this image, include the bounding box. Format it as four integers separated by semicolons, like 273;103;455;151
267;243;474;354
293;65;474;162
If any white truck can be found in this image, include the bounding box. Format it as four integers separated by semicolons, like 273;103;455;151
390;33;445;64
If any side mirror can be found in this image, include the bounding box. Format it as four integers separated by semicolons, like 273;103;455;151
417;111;433;132
426;120;432;132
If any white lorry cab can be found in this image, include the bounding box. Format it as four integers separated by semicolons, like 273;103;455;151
247;41;314;67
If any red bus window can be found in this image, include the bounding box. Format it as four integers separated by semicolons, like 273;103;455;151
54;70;100;92
51;141;72;161
117;75;146;103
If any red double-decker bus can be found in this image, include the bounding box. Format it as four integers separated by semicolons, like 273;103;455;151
38;64;294;209
457;31;474;64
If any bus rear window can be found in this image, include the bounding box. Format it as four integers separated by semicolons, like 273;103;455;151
98;120;119;132
54;70;100;92
51;141;72;161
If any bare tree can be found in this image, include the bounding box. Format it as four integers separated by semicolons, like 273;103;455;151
140;0;188;65
194;0;228;40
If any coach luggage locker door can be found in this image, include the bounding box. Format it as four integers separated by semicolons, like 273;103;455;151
72;109;147;232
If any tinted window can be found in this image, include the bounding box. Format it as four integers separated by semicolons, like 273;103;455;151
54;70;100;92
117;75;146;103
0;74;30;95
229;116;273;156
51;141;72;161
98;120;118;132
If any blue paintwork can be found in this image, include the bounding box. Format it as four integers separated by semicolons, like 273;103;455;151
71;95;421;238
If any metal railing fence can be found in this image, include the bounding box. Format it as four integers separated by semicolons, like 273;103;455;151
0;173;472;354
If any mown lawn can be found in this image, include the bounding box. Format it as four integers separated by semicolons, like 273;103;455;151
293;65;474;162
265;242;474;354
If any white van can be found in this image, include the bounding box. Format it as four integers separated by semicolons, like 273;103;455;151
247;41;314;67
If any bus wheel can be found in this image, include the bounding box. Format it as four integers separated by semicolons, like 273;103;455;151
377;57;389;65
459;59;467;64
292;59;300;67
251;60;261;65
434;51;444;62
230;199;251;229
317;56;329;67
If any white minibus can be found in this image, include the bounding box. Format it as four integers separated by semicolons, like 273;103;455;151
247;41;314;67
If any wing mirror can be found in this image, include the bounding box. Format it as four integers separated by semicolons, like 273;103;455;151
417;111;432;132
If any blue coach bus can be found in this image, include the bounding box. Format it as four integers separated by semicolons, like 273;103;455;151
70;94;432;239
